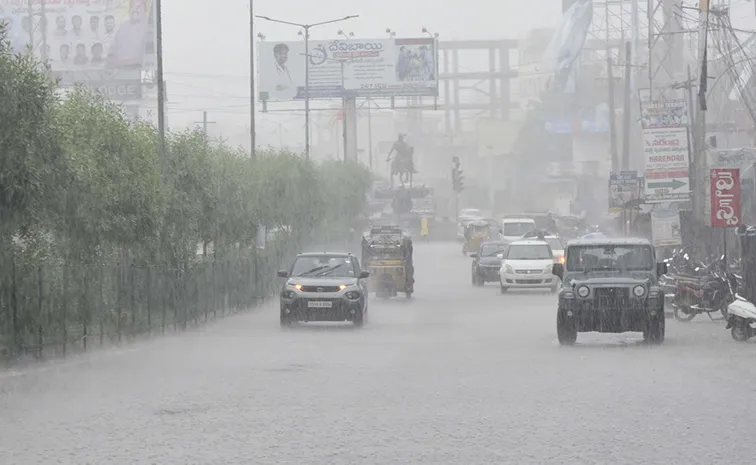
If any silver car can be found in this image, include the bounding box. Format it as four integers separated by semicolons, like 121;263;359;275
278;252;370;327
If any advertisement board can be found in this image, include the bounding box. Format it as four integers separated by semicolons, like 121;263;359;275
609;171;639;213
0;0;157;72
257;37;438;100
651;204;682;246
640;99;689;130
710;168;741;228
643;128;691;202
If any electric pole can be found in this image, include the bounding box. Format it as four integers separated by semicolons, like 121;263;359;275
621;42;632;170
695;0;710;222
193;111;216;136
607;55;619;173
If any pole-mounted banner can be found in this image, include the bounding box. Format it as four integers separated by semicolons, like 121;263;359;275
710;168;741;228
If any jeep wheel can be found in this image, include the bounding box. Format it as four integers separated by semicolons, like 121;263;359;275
643;317;665;344
353;310;364;328
556;308;577;345
472;273;484;287
280;310;293;327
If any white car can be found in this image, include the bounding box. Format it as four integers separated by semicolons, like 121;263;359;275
500;217;536;242
522;230;564;263
544;235;565;263
499;239;559;293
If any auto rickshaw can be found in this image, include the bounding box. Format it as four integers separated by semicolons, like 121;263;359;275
361;225;414;299
462;219;493;255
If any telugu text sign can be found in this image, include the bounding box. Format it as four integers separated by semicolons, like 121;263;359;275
257;38;438;100
0;0;157;73
710;168;741;228
643;128;691;203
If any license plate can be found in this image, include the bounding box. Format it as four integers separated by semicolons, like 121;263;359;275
307;301;332;308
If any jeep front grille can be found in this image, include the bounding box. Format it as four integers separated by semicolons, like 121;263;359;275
595;287;629;306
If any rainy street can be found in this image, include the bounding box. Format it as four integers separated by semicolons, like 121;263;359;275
1;242;755;464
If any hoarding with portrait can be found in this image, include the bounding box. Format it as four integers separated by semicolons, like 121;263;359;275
257;37;438;100
0;0;156;74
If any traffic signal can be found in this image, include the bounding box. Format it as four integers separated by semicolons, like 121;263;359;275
451;157;464;193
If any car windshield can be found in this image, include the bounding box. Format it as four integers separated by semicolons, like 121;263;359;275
502;222;534;236
291;256;356;278
546;237;563;251
566;244;655;271
507;244;552;260
480;244;506;257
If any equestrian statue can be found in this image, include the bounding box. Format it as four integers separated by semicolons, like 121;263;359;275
386;134;416;188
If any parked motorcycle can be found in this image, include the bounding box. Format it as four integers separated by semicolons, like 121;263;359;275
725;283;756;342
672;255;737;322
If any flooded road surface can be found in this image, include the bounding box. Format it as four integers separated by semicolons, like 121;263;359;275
1;242;754;464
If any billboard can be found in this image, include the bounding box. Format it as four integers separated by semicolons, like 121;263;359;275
651;204;682;247
609;171;639;213
0;0;156;74
710;168;741;228
640;99;689;130
643;128;691;202
257;38;438;100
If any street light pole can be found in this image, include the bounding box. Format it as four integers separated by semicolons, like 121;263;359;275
304;26;310;159
155;0;166;179
256;14;359;159
249;0;256;158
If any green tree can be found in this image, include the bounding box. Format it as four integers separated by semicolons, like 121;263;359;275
0;28;62;247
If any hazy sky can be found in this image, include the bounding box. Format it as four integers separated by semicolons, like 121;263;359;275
159;0;563;137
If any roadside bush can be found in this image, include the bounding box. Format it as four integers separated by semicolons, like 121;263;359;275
0;30;371;359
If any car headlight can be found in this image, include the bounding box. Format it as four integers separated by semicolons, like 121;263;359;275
345;291;361;300
503;264;514;274
543;264;553;274
633;285;646;297
577;285;590;297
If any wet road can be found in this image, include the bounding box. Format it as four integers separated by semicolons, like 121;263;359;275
1;242;755;464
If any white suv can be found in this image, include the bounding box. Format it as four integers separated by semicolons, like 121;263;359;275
499;239;558;293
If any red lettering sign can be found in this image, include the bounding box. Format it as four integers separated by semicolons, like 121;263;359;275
710;168;741;228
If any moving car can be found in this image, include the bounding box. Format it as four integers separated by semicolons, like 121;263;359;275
500;217;536;242
523;230;565;262
278;252;370;327
499;239;558;293
470;241;509;286
551;237;667;345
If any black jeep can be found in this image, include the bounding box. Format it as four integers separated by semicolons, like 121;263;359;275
551;238;668;345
